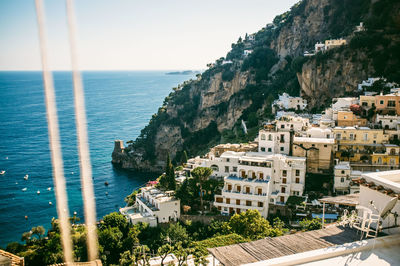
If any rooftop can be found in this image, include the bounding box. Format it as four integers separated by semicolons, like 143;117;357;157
208;225;360;266
319;194;359;206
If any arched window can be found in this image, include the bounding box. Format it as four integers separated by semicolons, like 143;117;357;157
210;165;219;171
261;134;266;140
268;134;272;141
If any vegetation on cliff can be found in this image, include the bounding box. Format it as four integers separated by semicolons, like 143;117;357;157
115;0;400;171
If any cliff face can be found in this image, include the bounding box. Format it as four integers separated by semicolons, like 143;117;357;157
112;0;400;172
298;50;373;109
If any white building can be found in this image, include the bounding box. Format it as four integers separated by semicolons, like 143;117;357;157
334;162;371;194
331;97;358;111
324;39;347;50
134;186;180;225
376;114;400;130
315;42;325;53
358;77;381;91
273;93;307;111
211;151;306;217
258;128;291;155
275;115;309;132
120;206;157;227
355;22;365;32
243;49;253;56
304;127;333;139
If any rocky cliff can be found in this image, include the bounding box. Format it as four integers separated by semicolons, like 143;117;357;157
112;0;400;172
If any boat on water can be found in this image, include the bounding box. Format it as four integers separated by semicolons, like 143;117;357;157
24;174;29;180
22;187;27;191
47;187;52;191
0;170;5;175
49;201;52;205
37;190;40;195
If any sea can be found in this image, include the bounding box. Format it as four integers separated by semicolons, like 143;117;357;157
0;70;195;247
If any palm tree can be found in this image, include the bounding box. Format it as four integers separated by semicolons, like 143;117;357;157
191;167;213;214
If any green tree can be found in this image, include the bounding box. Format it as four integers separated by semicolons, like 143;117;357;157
125;189;140;206
181;150;188;165
32;226;45;240
299;218;322;231
133;245;150;266
157;244;173;266
173;242;191;266
119;250;134;266
228;209;272;240
191;167;213;214
101;212;129;234
98;226;124;264
163;223;189;245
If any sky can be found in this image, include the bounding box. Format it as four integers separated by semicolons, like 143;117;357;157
0;0;299;71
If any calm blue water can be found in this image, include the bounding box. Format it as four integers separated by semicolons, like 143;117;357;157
0;71;194;247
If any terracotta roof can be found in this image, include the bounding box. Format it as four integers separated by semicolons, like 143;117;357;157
0;249;24;266
354;178;400;199
319;194;359;206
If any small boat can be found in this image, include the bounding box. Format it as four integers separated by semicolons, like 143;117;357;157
22;187;27;191
5;157;8;160
49;201;52;205
0;170;5;175
104;181;109;186
24;215;28;220
15;182;18;185
47;187;52;191
24;175;29;180
71;171;74;175
37;190;40;195
105;192;108;195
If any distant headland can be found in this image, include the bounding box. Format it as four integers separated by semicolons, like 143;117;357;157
165;70;200;75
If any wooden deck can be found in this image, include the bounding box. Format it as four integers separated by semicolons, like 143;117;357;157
208;225;360;266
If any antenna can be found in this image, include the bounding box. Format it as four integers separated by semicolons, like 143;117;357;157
380;197;398;220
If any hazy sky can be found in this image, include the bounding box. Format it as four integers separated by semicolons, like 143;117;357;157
0;0;298;70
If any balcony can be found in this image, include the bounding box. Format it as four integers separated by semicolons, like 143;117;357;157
225;175;270;184
137;196;159;212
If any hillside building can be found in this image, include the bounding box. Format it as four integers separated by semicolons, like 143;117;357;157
272;93;307;111
211;151;306;217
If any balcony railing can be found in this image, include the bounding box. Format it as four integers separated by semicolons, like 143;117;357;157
138;196;159;211
222;190;267;197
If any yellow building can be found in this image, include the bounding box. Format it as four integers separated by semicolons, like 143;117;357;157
359;95;376;110
371;144;400;168
333;127;389;145
325;39;347;50
337;111;367;127
333;127;390;163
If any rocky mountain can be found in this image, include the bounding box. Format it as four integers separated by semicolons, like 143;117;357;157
112;0;400;172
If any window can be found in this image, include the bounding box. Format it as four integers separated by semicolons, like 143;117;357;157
236;199;240;205
295;169;300;176
270;199;274;203
268;148;272;152
217;206;221;211
225;166;229;173
282;170;287;177
295;177;300;183
280;134;285;143
257;188;262;195
216;197;223;203
311;144;315;147
341;177;344;183
281;124;285;129
388;100;396;107
233;167;237;172
261;147;265;152
236;186;241;192
261;134;266;140
245;187;250;193
380;100;384;105
349;134;354;140
341;170;345;174
280;147;284;151
327;134;330;138
246;200;251;206
258;202;263;207
374;134;377;139
363;133;368;141
336;133;341;140
259;173;264;179
268;134;272;141
227;184;232;190
226;158;230;162
281;187;286;193
226;198;230;204
324;144;327;147
282;178;287;184
362;102;368;107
